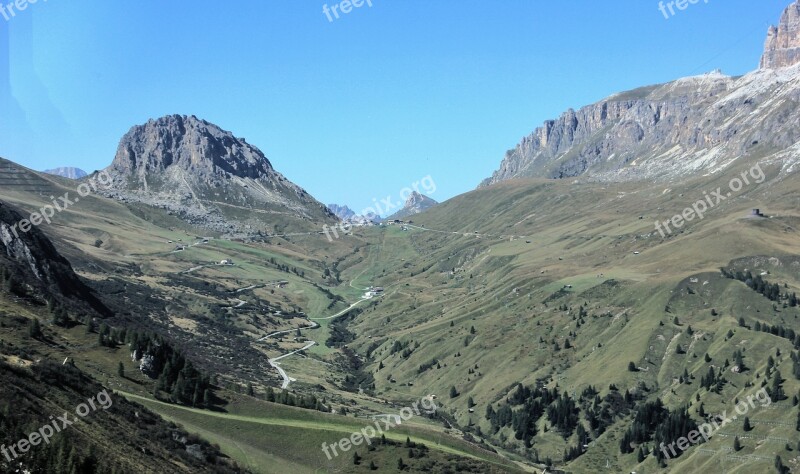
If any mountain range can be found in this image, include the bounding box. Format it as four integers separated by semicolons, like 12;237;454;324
481;1;800;188
1;3;800;474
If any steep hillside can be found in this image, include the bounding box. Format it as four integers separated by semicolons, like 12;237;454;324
0;200;110;317
329;156;800;472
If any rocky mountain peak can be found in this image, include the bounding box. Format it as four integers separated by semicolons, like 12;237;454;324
387;192;438;220
405;191;432;208
327;204;356;220
102;115;335;234
109;114;275;181
760;1;800;69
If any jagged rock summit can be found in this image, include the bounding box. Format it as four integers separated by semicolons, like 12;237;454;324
327;204;356;221
102;115;334;233
387;191;438;220
761;1;800;69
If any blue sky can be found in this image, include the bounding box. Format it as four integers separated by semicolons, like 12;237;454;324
0;0;790;213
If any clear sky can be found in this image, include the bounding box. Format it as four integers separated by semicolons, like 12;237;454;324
0;0;791;214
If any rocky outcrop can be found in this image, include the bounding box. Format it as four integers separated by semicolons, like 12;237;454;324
0;200;111;316
102;115;335;233
387;192;438;220
761;1;800;69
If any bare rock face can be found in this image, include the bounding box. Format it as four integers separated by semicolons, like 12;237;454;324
761;1;800;69
103;115;335;233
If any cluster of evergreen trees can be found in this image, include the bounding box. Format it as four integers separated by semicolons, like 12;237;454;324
618;399;668;453
266;257;305;278
264;386;329;412
485;384;560;444
618;399;698;465
753;321;800;349
699;366;727;393
721;268;798;305
652;407;699;463
127;330;214;407
485;383;647;463
417;358;439;374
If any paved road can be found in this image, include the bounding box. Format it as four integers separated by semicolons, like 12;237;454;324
268;341;316;389
262;296;373;389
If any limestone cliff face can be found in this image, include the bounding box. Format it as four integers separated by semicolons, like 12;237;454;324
761;1;800;69
481;3;800;187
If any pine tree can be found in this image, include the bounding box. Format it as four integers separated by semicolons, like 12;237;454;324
733;436;741;452
28;318;42;339
353;451;361;465
117;362;125;378
743;417;752;432
771;370;785;401
397;458;405;470
369;461;377;471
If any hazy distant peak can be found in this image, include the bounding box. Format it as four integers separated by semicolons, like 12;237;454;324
43;167;87;179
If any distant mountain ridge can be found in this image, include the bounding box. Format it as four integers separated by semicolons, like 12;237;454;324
43;167;87;179
327;204;356;220
101;115;335;233
481;1;800;188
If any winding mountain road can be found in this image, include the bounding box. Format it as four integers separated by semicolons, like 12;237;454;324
261;296;373;389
